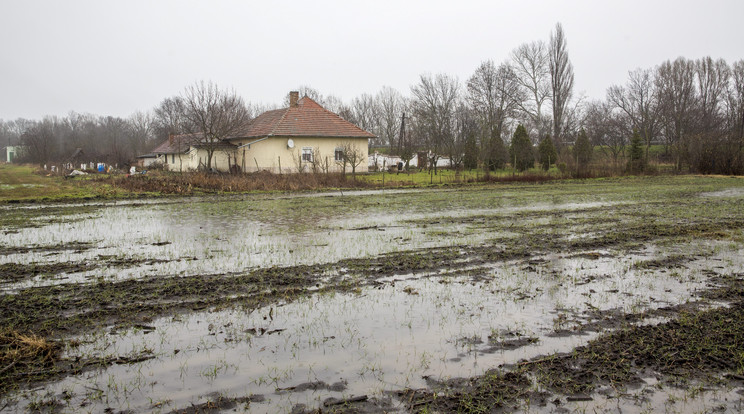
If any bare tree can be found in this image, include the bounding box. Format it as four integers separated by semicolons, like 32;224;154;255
411;73;460;173
690;57;732;171
467;60;521;168
511;41;551;140
64;111;90;152
128;111;154;156
695;57;730;131
339;141;366;178
607;68;660;157
20;119;57;166
0;120;12;149
348;93;380;142
292;149;306;173
375;86;405;151
584;100;626;165
549;23;575;147
309;147;324;174
181;81;251;170
153;96;188;149
99;116;131;167
725;60;744;172
728;60;744;145
655;58;697;169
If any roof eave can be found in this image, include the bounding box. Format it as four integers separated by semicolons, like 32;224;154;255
248;134;374;139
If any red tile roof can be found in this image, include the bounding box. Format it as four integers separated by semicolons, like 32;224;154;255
151;135;196;154
152;134;235;154
235;96;376;139
150;96;374;154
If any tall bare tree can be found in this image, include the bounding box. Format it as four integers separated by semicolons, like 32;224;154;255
728;60;744;146
690;57;732;171
511;41;551;140
549;23;575;147
655;58;697;169
726;60;744;172
695;57;729;131
181;81;251;170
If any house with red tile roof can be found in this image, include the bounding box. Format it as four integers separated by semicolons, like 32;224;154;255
151;91;375;173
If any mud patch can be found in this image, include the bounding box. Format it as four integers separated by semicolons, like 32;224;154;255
409;288;744;412
0;262;96;283
0;241;93;256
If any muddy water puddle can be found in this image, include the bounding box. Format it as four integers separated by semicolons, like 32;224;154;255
4;179;744;413
4;243;738;413
553;378;744;414
0;198;619;290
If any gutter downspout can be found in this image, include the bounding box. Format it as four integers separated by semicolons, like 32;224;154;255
236;136;270;149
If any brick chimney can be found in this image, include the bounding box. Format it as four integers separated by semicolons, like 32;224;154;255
289;91;299;108
168;133;174;145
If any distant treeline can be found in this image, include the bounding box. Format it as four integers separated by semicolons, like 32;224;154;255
2;23;742;174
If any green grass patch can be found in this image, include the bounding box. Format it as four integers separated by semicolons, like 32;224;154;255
0;164;99;202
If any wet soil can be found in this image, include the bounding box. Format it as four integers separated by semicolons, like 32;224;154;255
397;275;744;413
2;177;744;412
0;262;96;283
0;241;93;257
2;207;734;339
0;255;173;284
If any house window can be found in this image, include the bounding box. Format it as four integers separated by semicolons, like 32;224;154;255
171;154;175;164
302;147;313;162
334;147;344;162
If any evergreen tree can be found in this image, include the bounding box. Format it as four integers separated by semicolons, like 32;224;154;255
538;135;558;171
574;128;593;174
487;135;508;170
627;129;646;173
463;134;478;170
509;124;534;172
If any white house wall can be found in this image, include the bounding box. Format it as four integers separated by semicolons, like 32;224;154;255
234;137;368;174
157;138;368;174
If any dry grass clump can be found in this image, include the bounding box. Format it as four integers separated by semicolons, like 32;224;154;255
102;171;373;194
0;329;61;392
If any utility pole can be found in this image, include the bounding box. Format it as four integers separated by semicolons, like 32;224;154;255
397;113;406;155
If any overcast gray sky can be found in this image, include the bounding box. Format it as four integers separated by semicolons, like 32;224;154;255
1;0;742;120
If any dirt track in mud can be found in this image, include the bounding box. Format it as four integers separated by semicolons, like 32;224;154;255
1;176;744;413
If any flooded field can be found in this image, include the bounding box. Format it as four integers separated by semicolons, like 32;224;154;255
2;176;744;413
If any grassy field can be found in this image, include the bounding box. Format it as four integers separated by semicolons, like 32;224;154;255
0;164;99;202
1;163;561;203
0;160;690;203
361;166;565;186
